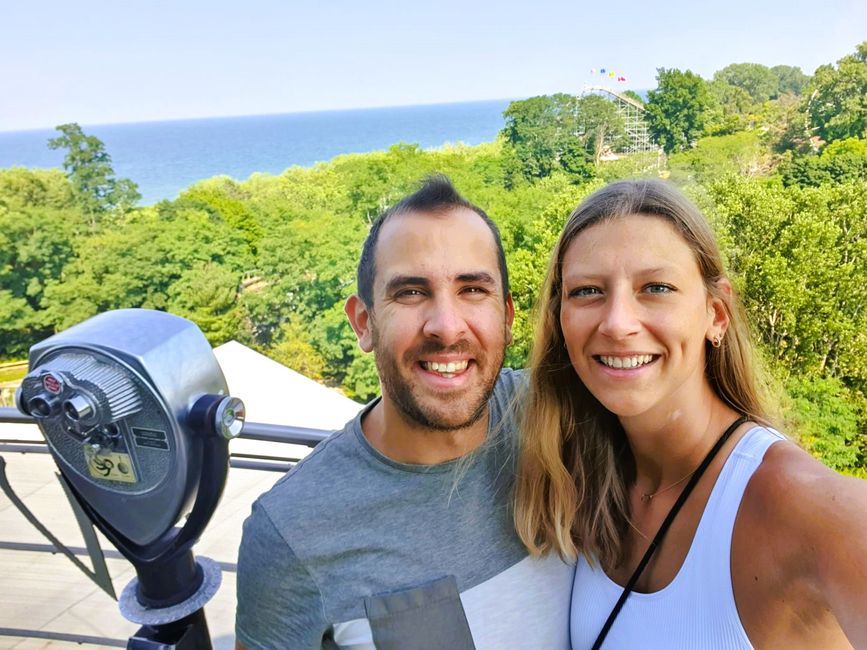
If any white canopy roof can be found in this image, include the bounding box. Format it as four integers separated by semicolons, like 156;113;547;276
213;340;365;460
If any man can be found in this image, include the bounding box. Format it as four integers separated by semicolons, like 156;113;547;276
235;176;572;649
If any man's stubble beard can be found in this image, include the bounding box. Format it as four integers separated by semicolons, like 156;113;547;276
372;327;507;433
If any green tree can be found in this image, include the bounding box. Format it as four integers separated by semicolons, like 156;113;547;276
342;353;380;402
558;141;596;181
0;287;32;360
47;123;140;223
501;93;628;179
0;169;88;356
266;321;327;381
167;262;246;346
0;167;75;210
779;137;867;187
575;95;627;164
254;210;363;324
305;302;379;400
783;375;861;471
713;63;779;103
596;151;662;183
805;42;867;143
711;178;867;383
764;93;812;153
668;131;769;183
501;94;582;179
771;65;809;96
704;79;755;135
42;206;248;330
709;177;866;470
645;68;711;153
178;178;263;255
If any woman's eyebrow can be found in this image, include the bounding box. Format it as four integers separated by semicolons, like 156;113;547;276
564;265;680;280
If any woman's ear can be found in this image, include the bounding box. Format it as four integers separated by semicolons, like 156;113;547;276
707;277;732;343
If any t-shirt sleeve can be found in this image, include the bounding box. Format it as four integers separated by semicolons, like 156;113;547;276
235;499;330;649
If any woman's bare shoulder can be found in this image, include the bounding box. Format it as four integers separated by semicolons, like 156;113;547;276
743;438;867;531
739;436;867;645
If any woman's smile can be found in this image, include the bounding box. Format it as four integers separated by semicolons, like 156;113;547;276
592;353;662;381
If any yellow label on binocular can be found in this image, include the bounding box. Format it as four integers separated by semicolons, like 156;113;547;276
83;447;138;484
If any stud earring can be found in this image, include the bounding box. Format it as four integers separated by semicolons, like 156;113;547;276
712;334;723;348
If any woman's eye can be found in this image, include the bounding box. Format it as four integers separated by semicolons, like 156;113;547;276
645;283;675;294
568;286;601;298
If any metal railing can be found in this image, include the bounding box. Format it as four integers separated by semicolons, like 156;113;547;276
0;406;332;470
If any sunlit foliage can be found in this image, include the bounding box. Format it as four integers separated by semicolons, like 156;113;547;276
2;47;865;472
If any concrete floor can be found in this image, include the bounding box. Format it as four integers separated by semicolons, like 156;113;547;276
0;424;290;650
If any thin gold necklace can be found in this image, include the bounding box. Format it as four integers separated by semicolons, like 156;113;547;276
639;415;741;503
631;477;692;540
627;517;650;542
639;468;697;503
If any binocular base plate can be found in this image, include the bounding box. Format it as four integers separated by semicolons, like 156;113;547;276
119;556;222;625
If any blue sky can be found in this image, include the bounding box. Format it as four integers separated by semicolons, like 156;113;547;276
3;0;865;131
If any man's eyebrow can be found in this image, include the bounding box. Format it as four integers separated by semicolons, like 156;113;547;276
384;275;431;293
456;272;497;285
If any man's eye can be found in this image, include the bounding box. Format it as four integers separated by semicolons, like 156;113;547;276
395;289;425;299
644;283;675;294
568;286;601;298
462;286;489;295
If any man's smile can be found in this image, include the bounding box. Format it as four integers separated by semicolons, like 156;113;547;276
421;359;470;378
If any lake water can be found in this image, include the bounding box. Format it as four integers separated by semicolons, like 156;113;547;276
0;100;512;205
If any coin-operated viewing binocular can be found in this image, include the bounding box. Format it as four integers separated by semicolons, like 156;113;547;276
16;309;244;649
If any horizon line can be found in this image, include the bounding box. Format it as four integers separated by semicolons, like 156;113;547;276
0;88;651;135
0;97;523;135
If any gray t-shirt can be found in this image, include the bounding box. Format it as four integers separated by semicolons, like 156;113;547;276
235;369;573;649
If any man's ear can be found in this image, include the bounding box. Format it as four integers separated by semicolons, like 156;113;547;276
505;293;515;345
345;294;374;353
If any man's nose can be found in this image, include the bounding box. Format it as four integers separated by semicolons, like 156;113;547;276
598;291;641;340
422;296;467;343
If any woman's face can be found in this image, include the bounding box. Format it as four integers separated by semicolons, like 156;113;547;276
559;214;725;425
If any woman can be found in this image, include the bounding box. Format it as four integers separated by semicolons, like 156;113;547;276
514;180;867;648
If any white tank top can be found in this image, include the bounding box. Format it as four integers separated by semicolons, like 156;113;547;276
571;426;785;649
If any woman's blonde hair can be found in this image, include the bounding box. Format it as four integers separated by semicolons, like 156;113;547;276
514;179;768;567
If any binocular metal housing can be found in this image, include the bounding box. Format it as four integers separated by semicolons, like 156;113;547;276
16;309;244;646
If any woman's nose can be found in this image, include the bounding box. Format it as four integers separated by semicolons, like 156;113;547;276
598;293;640;340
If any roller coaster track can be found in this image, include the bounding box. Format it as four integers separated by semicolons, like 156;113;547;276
582;85;658;154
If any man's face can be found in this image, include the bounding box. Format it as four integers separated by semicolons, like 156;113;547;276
351;207;513;432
